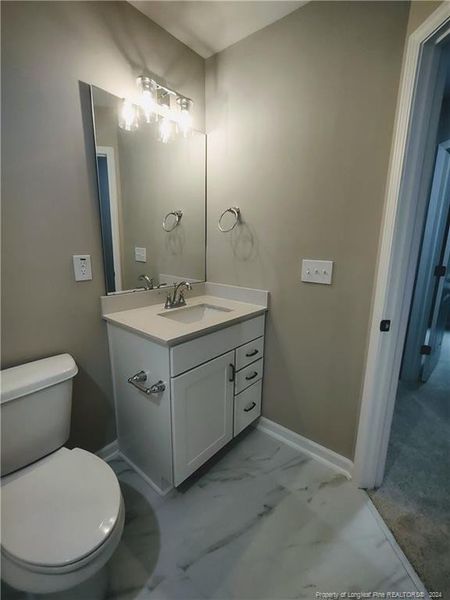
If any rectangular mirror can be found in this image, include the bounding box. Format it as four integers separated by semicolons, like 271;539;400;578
90;85;206;294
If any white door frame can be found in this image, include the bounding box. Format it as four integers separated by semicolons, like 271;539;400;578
97;146;123;291
353;4;450;489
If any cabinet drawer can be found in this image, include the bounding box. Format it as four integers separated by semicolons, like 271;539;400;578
236;336;264;371
171;315;265;376
234;381;262;435
235;358;264;394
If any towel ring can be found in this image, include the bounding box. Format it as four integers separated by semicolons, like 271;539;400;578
162;210;183;232
218;207;241;232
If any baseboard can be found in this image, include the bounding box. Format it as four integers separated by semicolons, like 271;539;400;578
256;417;353;479
96;439;119;461
366;498;428;596
119;452;173;497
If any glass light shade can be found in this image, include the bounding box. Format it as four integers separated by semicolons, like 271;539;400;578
176;97;193;137
118;99;139;131
141;90;157;123
137;76;158;123
158;116;174;144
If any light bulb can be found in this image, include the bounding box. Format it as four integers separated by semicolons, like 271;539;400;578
137;76;157;123
176;96;193;137
178;108;193;137
118;99;139;131
159;117;173;144
141;90;157;123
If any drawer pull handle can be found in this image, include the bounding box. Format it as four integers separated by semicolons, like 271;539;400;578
245;349;259;357
244;402;257;412
245;371;258;381
229;363;236;382
128;371;166;395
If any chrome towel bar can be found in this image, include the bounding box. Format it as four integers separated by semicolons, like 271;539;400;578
128;371;166;395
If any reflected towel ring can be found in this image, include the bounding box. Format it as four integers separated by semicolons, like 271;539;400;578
218;207;241;232
162;210;183;232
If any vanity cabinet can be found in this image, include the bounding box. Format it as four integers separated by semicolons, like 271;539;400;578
107;314;265;494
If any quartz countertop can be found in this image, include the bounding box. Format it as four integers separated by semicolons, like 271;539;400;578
103;294;267;346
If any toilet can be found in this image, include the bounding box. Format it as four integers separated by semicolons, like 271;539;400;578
0;354;124;594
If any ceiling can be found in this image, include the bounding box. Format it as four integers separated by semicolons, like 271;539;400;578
128;1;306;59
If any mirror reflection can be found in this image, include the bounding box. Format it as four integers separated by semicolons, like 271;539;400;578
91;86;206;294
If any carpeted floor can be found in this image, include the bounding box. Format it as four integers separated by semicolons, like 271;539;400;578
369;332;450;597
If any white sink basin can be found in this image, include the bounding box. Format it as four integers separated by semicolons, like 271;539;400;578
158;303;232;324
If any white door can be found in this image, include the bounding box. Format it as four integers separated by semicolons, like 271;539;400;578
401;140;450;381
422;224;450;380
171;351;234;485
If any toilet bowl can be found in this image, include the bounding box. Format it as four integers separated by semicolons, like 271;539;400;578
0;354;124;594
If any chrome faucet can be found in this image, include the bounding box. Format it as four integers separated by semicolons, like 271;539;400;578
165;281;192;309
138;274;155;290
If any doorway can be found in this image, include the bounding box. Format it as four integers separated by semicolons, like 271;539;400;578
354;4;450;488
353;4;450;594
368;113;450;595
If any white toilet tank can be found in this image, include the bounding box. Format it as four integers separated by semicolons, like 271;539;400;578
1;354;78;476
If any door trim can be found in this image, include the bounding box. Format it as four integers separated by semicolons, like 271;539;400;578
97;146;123;291
353;3;450;489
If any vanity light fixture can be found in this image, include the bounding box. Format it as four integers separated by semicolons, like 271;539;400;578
118;76;194;142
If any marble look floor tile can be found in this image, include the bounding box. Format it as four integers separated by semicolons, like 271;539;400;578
174;470;418;599
1;429;422;600
110;429;420;600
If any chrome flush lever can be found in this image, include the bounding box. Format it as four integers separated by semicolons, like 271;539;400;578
128;371;166;395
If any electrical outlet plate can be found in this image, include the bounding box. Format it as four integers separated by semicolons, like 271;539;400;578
301;259;333;285
135;247;147;263
73;255;92;281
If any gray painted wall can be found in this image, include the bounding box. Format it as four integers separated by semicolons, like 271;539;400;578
405;0;442;37
205;1;410;459
1;1;205;452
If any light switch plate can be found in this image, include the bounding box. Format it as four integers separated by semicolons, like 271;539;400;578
73;255;92;281
135;247;147;263
301;259;333;285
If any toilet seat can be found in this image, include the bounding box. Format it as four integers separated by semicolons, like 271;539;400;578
1;447;124;593
1;447;121;567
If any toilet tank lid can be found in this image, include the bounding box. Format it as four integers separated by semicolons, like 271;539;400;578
0;354;78;405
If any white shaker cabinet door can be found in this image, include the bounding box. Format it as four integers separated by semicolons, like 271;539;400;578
171;351;234;486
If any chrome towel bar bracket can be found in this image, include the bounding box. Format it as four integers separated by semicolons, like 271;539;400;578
218;206;241;232
162;210;183;232
128;371;166;395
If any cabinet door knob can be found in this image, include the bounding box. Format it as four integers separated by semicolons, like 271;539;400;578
245;371;258;381
245;349;259;357
244;402;257;412
229;363;236;382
